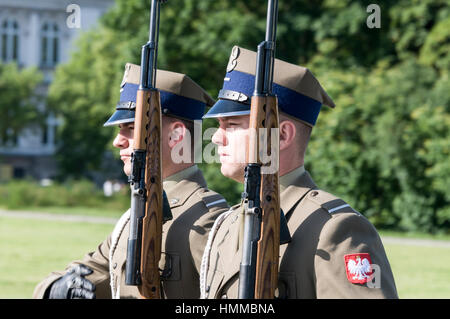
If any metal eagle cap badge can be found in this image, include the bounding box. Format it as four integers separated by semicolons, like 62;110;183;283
226;46;240;73
120;64;131;88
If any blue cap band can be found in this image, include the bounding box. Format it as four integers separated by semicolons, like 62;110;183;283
104;82;206;126
119;83;139;103
204;70;323;126
159;90;206;121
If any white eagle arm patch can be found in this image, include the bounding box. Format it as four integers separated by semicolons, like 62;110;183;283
344;253;373;284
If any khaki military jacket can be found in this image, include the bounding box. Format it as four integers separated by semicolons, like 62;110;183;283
201;168;398;299
33;166;229;299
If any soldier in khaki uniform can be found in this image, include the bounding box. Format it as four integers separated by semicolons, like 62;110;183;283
199;46;398;299
33;63;229;299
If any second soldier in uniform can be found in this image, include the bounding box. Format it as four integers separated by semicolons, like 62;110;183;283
200;46;398;299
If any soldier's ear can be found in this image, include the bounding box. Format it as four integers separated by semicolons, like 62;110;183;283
279;120;296;151
168;121;187;148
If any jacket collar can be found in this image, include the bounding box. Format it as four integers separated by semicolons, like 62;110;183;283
280;165;305;193
163;165;207;209
280;169;317;216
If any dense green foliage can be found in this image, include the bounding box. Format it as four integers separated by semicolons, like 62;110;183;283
308;61;450;232
0;179;129;212
46;29;128;178
46;0;448;232
0;63;43;144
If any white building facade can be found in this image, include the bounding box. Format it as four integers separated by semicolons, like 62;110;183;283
0;0;114;180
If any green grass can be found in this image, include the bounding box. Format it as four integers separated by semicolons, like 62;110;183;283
383;243;450;299
0;216;114;298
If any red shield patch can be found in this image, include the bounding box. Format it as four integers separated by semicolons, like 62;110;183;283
344;253;373;284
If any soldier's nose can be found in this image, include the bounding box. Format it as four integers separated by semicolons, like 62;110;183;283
113;133;129;149
211;127;226;146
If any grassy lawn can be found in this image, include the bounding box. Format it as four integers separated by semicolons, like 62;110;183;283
384;243;450;299
0;216;114;298
0;211;449;299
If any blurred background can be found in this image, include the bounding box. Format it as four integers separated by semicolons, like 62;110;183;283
0;0;448;298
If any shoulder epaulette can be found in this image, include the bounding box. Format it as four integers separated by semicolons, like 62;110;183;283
306;190;359;215
197;190;229;209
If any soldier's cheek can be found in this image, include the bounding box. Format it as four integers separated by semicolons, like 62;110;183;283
226;131;249;164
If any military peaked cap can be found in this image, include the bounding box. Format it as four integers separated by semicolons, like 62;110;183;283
203;46;335;126
104;63;215;126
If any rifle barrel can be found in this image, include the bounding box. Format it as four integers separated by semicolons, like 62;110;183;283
140;0;161;90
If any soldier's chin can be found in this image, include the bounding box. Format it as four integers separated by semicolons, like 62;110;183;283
123;163;132;177
220;162;245;183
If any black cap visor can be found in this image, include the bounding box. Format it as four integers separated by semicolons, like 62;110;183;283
103;109;135;127
202;99;250;119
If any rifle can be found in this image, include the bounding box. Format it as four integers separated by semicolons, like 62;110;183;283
239;0;281;299
125;0;171;299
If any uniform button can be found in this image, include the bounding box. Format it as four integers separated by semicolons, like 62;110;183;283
310;191;319;197
274;288;280;298
221;294;228;299
113;262;117;269
276;281;287;299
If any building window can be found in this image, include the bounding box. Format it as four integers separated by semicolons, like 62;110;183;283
42;123;48;145
0;19;20;63
13;167;25;179
41;22;59;67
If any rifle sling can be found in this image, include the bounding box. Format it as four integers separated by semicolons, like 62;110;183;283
279;209;291;245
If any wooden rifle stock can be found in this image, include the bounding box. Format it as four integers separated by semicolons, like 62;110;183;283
125;0;169;299
133;89;163;299
248;95;280;299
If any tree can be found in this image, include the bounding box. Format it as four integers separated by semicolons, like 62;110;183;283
308;59;449;233
47;28;130;178
0;63;43;145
